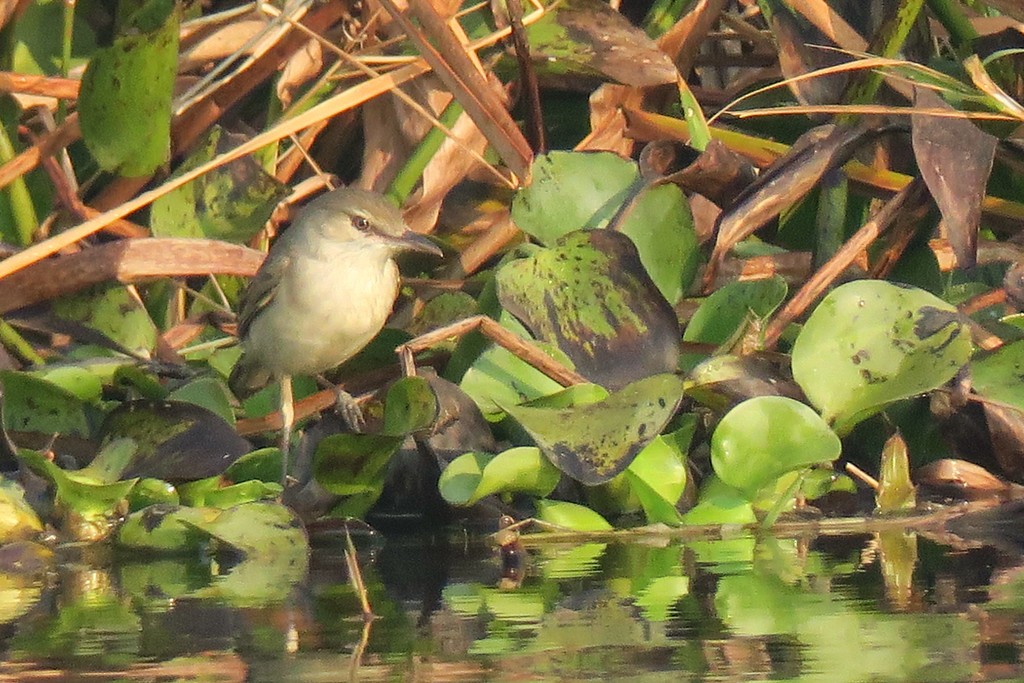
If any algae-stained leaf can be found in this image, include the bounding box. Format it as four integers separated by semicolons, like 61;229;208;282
78;0;179;177
684;276;788;347
511;151;697;304
502;373;685;485
438;447;561;506
970;340;1024;412
52;284;158;357
0;370;94;438
711;396;840;499
911;88;996;270
792;281;972;435
150;126;289;241
496;230;680;389
312;434;402;496
101;400;251;481
523;0;676;86
535;499;613;532
686;355;801;411
382;375;438;436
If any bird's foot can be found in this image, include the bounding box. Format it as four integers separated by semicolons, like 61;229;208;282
334;388;366;433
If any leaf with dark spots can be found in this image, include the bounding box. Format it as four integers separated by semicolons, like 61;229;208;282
496;230;680;389
501;374;684;485
793;281;972;435
912;87;997;269
101;400;251;481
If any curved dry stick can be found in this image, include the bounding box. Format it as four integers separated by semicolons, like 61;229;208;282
396;314;587;387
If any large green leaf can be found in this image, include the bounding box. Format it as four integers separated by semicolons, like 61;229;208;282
711;396;840;499
52;284;158;357
535;499;613;532
683;276;788;352
78;0;179;177
792;281;972;435
313;434;402;496
511;151;697;304
438;447;561;506
502;373;685;485
496;230;680;389
0;371;95;438
971;340;1024;412
150;126;289;241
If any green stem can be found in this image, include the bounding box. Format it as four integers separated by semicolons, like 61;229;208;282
0;122;38;246
387;99;465;206
0;318;44;366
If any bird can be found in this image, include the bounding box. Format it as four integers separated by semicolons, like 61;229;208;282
229;187;443;483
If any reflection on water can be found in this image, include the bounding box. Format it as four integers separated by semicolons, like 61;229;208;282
2;525;1024;681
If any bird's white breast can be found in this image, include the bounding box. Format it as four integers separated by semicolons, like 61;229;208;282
244;242;400;377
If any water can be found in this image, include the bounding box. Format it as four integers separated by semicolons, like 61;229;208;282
1;521;1022;681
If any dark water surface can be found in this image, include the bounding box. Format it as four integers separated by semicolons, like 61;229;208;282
2;523;1023;681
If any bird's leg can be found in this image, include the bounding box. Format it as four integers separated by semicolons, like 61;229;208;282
316;375;365;433
279;375;294;486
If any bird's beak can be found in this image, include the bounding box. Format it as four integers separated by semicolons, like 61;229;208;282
389;230;443;257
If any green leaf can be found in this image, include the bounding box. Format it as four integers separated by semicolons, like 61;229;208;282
181;500;307;560
535;499;613;531
680;476;757;526
792;281;972;435
496;230;680;389
875;432;916;512
116;504;214;553
971;340;1024;412
313;434;402;496
0;477;44;542
503;373;685;485
0;371;94;438
382;376;438;436
167;377;237;426
52;284;158;357
621;426;693;525
78;0;179;176
683;276;788;350
711;396;841;499
150;126;289;241
511;151;697;304
438;447;562;505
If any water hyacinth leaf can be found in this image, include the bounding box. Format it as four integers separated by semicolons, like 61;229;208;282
971;340;1024;412
438;447;562;506
622;427;693;525
523;0;676;86
78;0;179;177
0;370;94;438
684;276;788;349
30;366;103;403
711;396;841;499
535;499;613;532
686;355;800;412
79;438;139;483
17;448;138;519
168;377;237;426
223;447;283;484
199;480;282;508
792;281;972;435
182;500;307;559
127;477;179;510
502;373;685;485
511;151;697;304
313;434;402;496
519;383;608;409
52;284;158;357
150;126;289;241
459;315;569;418
100;400;251;481
116;504;216;553
497;231;680;389
382;375;438;437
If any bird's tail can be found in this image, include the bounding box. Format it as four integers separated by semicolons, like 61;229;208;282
228;353;272;399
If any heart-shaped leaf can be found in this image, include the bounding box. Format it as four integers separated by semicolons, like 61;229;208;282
502;373;684;485
438;447;561;506
711;396;840;499
497;230;680;389
792;281;972;435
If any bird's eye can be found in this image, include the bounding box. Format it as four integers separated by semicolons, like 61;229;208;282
352;216;371;232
